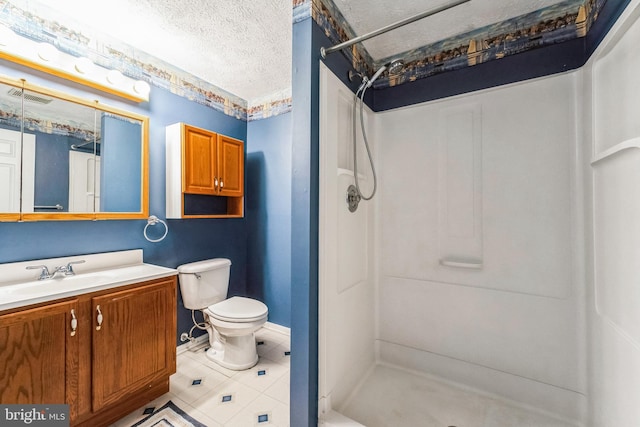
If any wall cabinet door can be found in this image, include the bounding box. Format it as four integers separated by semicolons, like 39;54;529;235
91;279;176;411
0;299;78;418
183;124;218;194
217;134;244;197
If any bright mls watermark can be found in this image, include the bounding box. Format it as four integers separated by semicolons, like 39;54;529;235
1;405;69;426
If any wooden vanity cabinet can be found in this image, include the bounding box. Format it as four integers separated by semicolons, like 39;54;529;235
167;122;245;218
91;279;176;412
0;276;177;427
0;299;79;418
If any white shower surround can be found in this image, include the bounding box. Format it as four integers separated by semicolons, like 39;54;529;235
375;71;586;421
319;1;640;424
319;66;587;424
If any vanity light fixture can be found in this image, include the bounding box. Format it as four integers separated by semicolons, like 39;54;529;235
0;24;150;102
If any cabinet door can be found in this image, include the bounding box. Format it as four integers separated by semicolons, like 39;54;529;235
91;279;176;411
183;125;217;194
0;300;79;418
217;134;244;197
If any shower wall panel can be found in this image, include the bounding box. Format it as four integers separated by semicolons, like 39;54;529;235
585;0;640;423
376;72;586;421
318;64;376;415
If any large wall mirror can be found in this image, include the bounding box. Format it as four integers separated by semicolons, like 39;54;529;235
0;76;148;221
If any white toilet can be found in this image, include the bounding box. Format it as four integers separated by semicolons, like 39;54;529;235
177;258;268;370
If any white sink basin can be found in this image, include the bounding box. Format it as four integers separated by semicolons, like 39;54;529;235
0;250;177;311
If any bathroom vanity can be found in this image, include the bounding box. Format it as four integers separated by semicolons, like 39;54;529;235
0;250;177;427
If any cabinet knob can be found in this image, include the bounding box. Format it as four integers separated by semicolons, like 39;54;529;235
214;177;219;190
220;180;224;189
96;305;103;331
70;309;78;337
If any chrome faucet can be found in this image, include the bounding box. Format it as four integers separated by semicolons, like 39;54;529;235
26;260;85;280
53;260;86;277
26;264;52;280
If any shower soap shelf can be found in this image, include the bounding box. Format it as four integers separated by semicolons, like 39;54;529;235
439;259;483;269
590;137;640;165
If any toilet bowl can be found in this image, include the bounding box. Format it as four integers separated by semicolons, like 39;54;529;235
177;259;268;370
204;296;268;369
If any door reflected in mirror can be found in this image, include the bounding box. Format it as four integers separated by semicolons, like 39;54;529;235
0;82;29;214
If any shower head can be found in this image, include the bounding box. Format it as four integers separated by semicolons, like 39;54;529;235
364;59;405;89
387;59;404;76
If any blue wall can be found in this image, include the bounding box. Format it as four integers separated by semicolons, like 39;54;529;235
100;115;142;212
32;132;76;212
373;0;632;111
290;16;322;427
246;112;292;328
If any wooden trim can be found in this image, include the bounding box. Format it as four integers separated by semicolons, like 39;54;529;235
0;213;20;221
0;51;145;102
21;213;97;221
0;77;150;222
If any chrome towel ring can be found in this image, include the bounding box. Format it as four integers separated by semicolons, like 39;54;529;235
143;215;168;243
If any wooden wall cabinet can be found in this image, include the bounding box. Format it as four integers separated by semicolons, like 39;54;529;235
167;123;244;218
0;299;79;418
0;277;177;427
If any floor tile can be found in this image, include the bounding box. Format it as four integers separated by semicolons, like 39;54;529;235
190;378;261;424
225;394;289;427
113;327;291;426
264;371;290;405
234;358;290;393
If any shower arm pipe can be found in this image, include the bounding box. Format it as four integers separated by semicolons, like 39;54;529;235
320;0;471;59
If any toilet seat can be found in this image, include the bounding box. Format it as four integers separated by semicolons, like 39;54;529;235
205;296;268;323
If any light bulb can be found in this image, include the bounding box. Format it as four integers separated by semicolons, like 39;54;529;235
133;80;150;98
37;43;58;62
106;69;124;85
0;24;16;47
74;57;93;74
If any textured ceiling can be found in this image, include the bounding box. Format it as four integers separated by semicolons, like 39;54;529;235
15;0;575;103
19;0;293;103
331;0;573;61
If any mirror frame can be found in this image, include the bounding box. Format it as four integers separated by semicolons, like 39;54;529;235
0;75;149;221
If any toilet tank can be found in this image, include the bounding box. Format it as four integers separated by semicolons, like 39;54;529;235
177;258;231;310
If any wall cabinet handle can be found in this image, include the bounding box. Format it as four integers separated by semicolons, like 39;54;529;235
219;180;224;189
70;309;78;336
214;177;219;191
96;305;103;331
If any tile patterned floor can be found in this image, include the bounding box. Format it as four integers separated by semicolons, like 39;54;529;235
110;327;290;427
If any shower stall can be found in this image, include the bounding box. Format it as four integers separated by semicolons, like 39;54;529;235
316;1;640;425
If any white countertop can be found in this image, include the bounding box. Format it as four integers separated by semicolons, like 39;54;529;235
0;250;177;312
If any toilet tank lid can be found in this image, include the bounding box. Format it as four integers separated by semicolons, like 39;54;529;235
177;258;231;273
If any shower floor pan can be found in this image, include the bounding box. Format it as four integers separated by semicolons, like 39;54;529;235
325;364;581;427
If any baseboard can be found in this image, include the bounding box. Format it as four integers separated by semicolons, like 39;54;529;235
263;321;290;336
176;333;209;355
176;322;289;356
377;340;587;424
